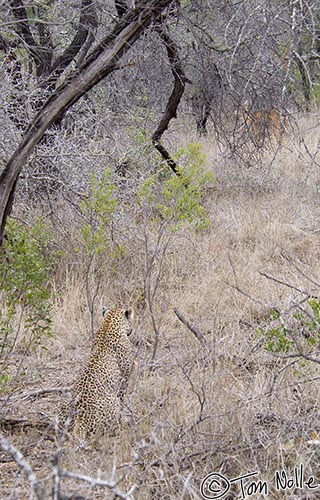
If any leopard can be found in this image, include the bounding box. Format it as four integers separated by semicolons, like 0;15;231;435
60;307;134;442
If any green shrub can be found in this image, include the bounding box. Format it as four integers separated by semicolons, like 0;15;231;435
78;169;124;335
80;168;118;255
138;142;215;232
136;143;215;363
0;217;56;389
256;299;320;356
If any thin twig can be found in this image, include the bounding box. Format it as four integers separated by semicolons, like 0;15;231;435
228;255;280;313
229;282;279;313
259;270;315;297
173;308;206;346
285;257;320;289
60;471;136;499
273;351;320;364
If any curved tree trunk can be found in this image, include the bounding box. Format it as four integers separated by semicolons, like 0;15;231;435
0;0;174;246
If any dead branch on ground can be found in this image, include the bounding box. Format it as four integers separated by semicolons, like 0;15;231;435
173;307;206;346
0;386;70;404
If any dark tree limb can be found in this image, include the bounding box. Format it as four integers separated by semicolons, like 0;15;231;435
48;0;98;89
9;0;52;77
35;4;53;77
115;0;129;18
7;0;98;102
0;0;175;247
152;26;191;176
9;0;38;51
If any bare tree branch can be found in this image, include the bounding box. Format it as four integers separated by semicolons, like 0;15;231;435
273;351;320;365
0;386;70;404
228;255;280;313
0;433;44;500
152;26;191;175
259;270;315;297
48;0;98;88
0;0;175;247
173;307;206;346
60;471;136;499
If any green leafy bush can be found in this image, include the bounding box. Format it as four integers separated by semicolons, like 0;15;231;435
256;324;294;353
78;169;124;335
256;299;320;355
80;168;118;255
0;217;56;389
136;143;215;363
138;142;215;232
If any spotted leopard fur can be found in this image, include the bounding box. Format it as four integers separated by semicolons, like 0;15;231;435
60;307;134;441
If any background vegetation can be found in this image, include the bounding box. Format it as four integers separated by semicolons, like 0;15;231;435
0;1;319;499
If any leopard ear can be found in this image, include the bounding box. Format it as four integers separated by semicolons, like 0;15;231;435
102;307;109;317
125;308;133;320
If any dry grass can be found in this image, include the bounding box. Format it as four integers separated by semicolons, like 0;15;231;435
1;115;320;499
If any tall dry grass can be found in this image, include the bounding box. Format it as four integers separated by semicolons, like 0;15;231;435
1;114;320;499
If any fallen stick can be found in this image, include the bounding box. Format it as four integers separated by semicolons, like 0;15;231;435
173;308;206;346
0;387;70;404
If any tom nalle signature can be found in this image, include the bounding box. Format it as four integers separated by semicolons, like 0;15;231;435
200;464;319;499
